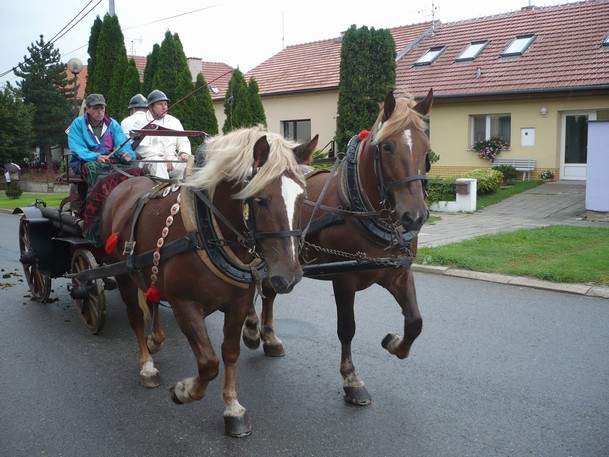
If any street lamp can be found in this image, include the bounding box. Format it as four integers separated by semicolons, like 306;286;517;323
67;57;83;117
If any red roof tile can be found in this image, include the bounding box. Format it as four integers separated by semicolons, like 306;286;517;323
396;0;609;99
246;22;435;95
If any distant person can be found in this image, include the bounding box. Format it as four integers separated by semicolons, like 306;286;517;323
3;167;10;189
120;93;148;150
136;89;191;179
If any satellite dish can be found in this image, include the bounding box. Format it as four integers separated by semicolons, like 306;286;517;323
67;58;84;75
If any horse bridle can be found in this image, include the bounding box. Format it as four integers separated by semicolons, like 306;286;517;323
372;139;428;207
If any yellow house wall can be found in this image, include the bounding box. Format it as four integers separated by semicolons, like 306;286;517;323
429;95;609;179
213;91;338;152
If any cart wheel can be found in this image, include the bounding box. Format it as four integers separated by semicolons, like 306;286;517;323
70;249;106;334
18;218;52;302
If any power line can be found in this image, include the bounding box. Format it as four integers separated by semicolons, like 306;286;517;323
0;0;102;79
121;3;223;31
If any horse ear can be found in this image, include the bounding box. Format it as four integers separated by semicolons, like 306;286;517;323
293;134;319;165
253;135;270;168
383;91;396;120
414;88;433;116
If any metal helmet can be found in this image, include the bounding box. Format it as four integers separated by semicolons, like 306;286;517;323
128;93;148;109
147;89;169;105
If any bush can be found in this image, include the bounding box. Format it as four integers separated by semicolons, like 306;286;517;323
5;182;23;199
458;168;504;194
493;164;518;183
427;179;455;204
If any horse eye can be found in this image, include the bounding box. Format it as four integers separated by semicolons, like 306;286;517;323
382;143;393;153
254;197;269;209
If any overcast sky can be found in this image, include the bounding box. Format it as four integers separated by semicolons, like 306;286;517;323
1;0;581;86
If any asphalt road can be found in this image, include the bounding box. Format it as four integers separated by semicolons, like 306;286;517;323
1;212;608;457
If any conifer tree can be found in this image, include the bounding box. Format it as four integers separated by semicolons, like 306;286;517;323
151;32;194;123
14;35;73;167
335;25;396;151
120;58;142;119
248;77;266;128
0;86;35;164
222;68;250;133
142;44;160;97
85;16;102;96
187;73;218;150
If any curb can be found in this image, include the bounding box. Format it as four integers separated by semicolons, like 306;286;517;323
412;264;609;300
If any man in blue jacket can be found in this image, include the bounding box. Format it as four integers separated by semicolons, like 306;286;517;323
68;93;136;184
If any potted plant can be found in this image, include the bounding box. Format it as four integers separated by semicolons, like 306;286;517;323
470;136;511;161
540;169;554;181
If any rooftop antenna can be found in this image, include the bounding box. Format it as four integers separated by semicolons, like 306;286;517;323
125;35;143;56
282;11;285;49
418;0;439;34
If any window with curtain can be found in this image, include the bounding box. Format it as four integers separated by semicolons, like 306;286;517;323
282;119;311;143
471;114;511;143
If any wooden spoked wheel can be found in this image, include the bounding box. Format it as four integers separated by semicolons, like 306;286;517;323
70;249;106;334
18;218;52;302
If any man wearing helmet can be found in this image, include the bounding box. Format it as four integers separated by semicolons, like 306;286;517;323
136;89;191;179
121;94;148;146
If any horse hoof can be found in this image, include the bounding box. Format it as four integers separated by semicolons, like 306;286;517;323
169;385;184;405
140;371;161;388
343;386;372;406
242;334;261;350
224;412;252;437
381;333;399;349
263;342;285;357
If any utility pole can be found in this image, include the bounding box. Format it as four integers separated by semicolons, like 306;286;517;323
109;0;115;16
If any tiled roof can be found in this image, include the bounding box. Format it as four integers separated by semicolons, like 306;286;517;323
396;0;609;98
245;0;609;100
246;22;434;96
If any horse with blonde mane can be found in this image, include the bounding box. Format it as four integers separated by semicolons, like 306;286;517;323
244;90;433;406
100;125;318;437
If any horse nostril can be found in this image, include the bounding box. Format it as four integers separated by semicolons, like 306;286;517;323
269;275;301;294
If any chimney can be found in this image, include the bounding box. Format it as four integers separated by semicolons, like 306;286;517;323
187;57;202;83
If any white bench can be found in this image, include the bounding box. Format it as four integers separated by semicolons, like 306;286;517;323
492;158;536;181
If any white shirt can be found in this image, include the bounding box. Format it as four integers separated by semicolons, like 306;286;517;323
136;111;191;160
120;110;148;138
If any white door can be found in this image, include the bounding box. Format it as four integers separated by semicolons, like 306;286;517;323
560;111;596;180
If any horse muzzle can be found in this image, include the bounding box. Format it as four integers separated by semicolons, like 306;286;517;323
269;272;302;294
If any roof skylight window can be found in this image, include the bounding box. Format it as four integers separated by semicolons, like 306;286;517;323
603;34;609;46
456;41;489;61
502;34;536;56
414;46;446;66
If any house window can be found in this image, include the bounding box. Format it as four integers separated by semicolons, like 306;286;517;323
414;46;446;66
456;41;489;61
471;114;511;143
502;34;536;56
282;119;311;143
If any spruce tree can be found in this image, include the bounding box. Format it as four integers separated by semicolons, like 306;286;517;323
248;77;266;128
105;15;129;118
335;25;396;152
85;16;102;96
0;86;35;164
222;68;250;133
14;35;73;168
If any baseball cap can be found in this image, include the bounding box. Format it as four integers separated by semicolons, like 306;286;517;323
85;93;106;106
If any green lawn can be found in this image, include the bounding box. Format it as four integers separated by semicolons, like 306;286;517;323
417;225;609;285
0;192;69;210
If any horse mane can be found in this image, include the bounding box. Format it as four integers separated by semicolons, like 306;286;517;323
373;94;425;144
182;125;303;200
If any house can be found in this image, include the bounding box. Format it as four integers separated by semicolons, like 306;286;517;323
246;0;609;181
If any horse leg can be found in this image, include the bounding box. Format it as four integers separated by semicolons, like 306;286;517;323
117;276;161;388
260;286;285;357
380;268;423;359
146;301;165;354
333;281;372;406
222;305;252;437
169;305;219;405
242;302;261;350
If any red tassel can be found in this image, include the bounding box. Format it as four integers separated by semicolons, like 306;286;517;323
105;232;119;254
359;130;370;141
145;286;160;303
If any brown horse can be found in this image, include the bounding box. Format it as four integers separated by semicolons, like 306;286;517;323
100;126;318;437
243;90;433;405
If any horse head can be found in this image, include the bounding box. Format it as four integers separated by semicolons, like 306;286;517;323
239;132;318;293
367;89;433;234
